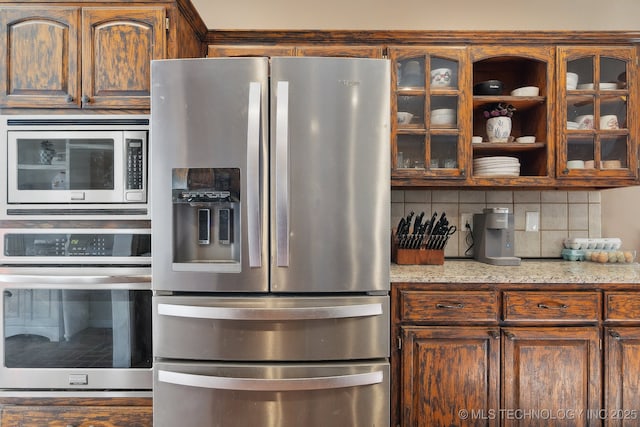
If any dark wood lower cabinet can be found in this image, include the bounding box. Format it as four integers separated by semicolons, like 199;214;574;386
605;327;640;427
400;326;500;427
502;327;601;427
392;284;640;427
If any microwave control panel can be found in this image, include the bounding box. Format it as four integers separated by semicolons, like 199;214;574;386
126;138;144;190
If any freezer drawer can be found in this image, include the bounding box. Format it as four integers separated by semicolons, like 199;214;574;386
154;360;390;427
153;295;389;361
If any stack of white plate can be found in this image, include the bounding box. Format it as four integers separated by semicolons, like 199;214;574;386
473;156;520;177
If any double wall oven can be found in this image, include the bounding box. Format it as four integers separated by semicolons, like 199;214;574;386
0;115;152;397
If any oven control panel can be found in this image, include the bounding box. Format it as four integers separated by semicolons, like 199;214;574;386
2;231;151;261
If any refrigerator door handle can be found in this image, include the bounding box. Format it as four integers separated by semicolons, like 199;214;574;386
158;369;383;392
275;81;290;267
246;81;262;268
157;302;383;321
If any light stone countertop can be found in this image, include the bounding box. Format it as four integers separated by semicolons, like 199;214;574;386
391;259;640;284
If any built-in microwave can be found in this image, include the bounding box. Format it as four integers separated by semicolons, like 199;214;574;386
0;115;149;219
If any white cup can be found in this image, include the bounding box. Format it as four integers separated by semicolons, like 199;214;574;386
600;115;619;129
567;72;579;90
430;68;452;87
472;136;483;143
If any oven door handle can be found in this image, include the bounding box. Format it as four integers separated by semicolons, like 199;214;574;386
157;302;383;321
0;274;150;286
158;369;383;392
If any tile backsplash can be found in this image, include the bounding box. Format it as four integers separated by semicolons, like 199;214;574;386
392;190;602;258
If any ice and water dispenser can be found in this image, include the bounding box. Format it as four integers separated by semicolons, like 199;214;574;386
172;168;241;272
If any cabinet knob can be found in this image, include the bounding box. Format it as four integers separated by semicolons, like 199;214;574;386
488;330;500;339
563;168;569;174
609;330;622;340
460;168;465;177
504;331;516;340
81;95;90;104
65;94;74;103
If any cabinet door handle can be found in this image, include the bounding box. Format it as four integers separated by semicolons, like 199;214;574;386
488;330;500;339
537;303;568;310
504;331;516;340
609;330;622;340
436;302;465;309
65;94;74;103
81;95;90;104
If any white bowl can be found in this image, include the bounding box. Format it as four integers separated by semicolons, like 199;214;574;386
567;72;579;90
600;115;619;130
567;121;579;129
430;68;452;87
602;159;622;169
577;83;594;90
397;112;414;125
575;114;594;129
567;160;585;169
510;86;539;96
600;82;618;90
516;136;536;143
472;136;483;143
430;108;456;126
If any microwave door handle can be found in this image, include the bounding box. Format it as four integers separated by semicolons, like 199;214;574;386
246;81;262;268
158;370;383;392
157;302;383;321
275;81;289;267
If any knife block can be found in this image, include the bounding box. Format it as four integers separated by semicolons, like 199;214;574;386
391;233;445;265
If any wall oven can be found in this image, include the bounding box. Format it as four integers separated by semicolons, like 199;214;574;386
0;115;149;219
0;227;152;391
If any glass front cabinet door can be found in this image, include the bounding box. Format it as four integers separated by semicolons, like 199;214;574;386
557;46;637;182
389;47;469;184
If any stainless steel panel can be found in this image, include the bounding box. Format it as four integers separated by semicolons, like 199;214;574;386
154;361;390;427
153;295;389;361
151;58;269;292
269;57;391;293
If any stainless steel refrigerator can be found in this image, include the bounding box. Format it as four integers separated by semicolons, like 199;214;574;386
150;57;390;427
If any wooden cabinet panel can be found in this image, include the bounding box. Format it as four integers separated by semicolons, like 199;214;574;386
208;45;296;57
401;326;500;427
295;45;383;58
0;7;80;108
605;327;640;427
605;292;640;322
503;291;600;322
0;405;152;427
399;290;499;323
81;7;165;109
502;327;601;427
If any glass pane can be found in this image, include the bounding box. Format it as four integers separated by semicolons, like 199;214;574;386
567;96;594;129
429;96;457;129
431;135;458;169
567;136;595;169
398;57;424;88
430;57;458;90
397;135;425;169
4;289;152;369
600;57;627;89
397;95;425;127
600;95;626;129
567;57;594;90
601;136;628;168
16;138;115;191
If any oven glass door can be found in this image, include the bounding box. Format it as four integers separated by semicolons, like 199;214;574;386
7;131;124;204
0;276;152;390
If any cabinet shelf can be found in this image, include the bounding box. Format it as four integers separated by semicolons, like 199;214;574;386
473;96;545;111
473;142;546;152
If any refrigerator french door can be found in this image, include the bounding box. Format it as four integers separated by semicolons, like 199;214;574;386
151;57;390;427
